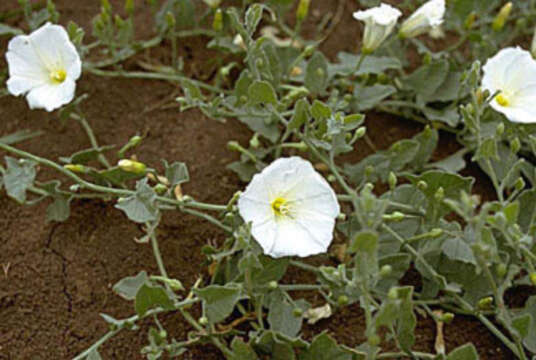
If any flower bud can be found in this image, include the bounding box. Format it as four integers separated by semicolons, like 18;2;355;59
478;296;494;309
399;0;446;39
355;126;366;139
496;122;505;136
380;265;392;277
434;187;444;202
429;228;443;238
515;177;525;191
388;287;398;300
353;4;401;54
249;133;260;149
166;11;176;30
492;2;512;32
383;211;405;222
158;330;168;339
118;159;147;174
365;165;375;178
268;281;278;290
510;138;521;154
388;172;397;190
337;295;349;306
203;0;221;9
417;180;428;191
530;273;536;286
153;183;167;195
198;316;209;326
368;334;381;346
303;45;316;57
439;312;454;323
337;213;347;221
64;164;86;173
496;263;507;278
293;308;303;317
212;9;223;32
101;0;111;12
464;12;477;30
296;0;311;23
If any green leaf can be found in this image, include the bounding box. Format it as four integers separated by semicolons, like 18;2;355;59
422;106;461;127
503;201;519;225
519;296;536;352
411;127;438;169
352;84;396;111
517;189;536;234
87;349;102;360
397;287;417;352
4;156;36;204
230;338;259;360
113;271;148;300
250;256;289;285
135;283;175;317
289;98;310;130
248;81;277;106
115;179;159;223
238;114;280;143
446;343;479;360
404;60;449;97
349;230;378;254
0;23;23;36
46;195;71;223
267;296;303;338
59;145;115;164
305;52;329;94
245;4;263;35
164;161;189;186
299;333;351;360
426;149;467;173
512;314;532;339
0;129;43;144
329;53;401;77
97;166;145;186
227;161;258;182
194;283;242;324
310;100;331;121
234;70;254;105
441;237;476;265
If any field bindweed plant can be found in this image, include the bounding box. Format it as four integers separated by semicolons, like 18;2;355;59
2;0;536;359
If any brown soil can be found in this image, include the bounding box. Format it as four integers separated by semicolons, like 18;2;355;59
0;0;525;359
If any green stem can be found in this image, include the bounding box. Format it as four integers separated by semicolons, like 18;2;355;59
150;231;168;279
70;113;112;169
290;260;320;273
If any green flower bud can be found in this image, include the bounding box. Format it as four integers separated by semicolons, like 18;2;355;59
166;11;176;30
380;265;392;277
368;334;381;346
153;183;168;195
337;295;349;306
101;0;111;12
159;330;168;339
515;177;525;191
434;187;444;202
429;228;443;238
355;127;366;139
510;138;521;154
198;316;209;326
203;0;221;9
303;45;316;57
268;281;278;289
365;165;375;178
530;273;536;286
464;12;477;30
478;296;494;309
316;68;325;77
249;133;260;149
256;58;264;69
327;175;336;182
337;213;347;221
496;122;505;136
496;263;507;278
64;164;87;173
212;9;223;32
383;211;405;222
343;94;353;102
293;308;303;317
388;287;398;300
227;141;241;151
388;172;397;190
417;180;428;191
492;2;512;32
118;159;147;174
296;0;311;22
440;312;454;323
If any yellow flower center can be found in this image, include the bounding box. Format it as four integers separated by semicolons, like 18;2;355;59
271;197;290;217
496;93;510;107
50;69;67;84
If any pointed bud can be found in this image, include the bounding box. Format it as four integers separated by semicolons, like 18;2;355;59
478;296;494;309
434;187;444;202
337;295;349;306
515;177;525;191
198;316;209;326
166;11;176;30
118;159;147;174
496;263;507;278
296;0;311;23
417;180;428;191
380;265;392;277
492;2;512;32
268;281;278;289
64;164;87;173
510;137;521;154
440;312;454;323
355;126;366;139
465;12;477;30
530;273;536;286
212;9;223;32
496;122;505;136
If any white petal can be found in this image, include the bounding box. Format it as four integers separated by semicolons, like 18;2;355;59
26;78;76;112
5;35;49;94
353;3;401;26
268;212;335;258
26;22;81;79
482;47;526;92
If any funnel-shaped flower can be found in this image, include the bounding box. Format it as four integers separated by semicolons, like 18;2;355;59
238;157;340;258
482;47;536;124
353;3;402;54
5;22;81;112
399;0;445;38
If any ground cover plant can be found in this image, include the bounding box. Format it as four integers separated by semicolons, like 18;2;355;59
1;0;536;359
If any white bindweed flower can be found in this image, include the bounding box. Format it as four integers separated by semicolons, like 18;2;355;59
5;22;81;112
399;0;445;38
482;47;536;124
238;157;340;258
353;3;402;54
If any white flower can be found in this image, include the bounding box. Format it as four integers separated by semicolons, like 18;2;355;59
399;0;445;38
238;157;340;258
353;3;402;54
482;47;536;124
5;22;81;112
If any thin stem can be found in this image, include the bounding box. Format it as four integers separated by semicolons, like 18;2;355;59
70;113;112;169
290;260;320;273
150;231;168;279
180;207;231;233
279;284;327;291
